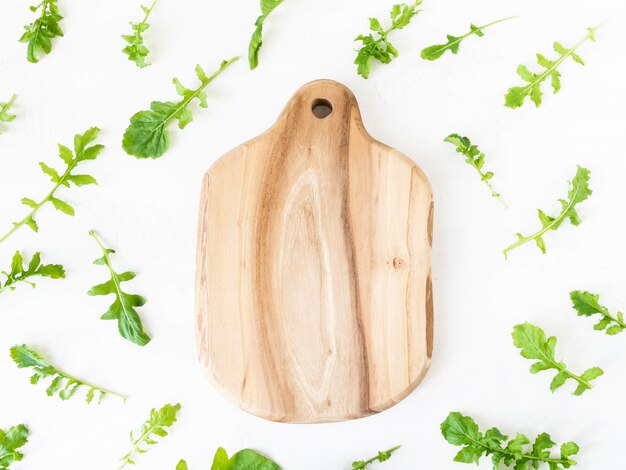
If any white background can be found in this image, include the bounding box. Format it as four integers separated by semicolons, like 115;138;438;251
1;0;625;469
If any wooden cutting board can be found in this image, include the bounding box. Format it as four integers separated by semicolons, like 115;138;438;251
195;79;434;423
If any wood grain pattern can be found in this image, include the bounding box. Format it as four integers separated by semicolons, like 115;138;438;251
196;80;434;423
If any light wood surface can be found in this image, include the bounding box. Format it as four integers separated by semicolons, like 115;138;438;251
195;80;434;423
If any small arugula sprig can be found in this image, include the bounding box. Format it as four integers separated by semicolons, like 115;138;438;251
19;0;64;63
512;322;603;395
120;403;181;468
354;1;423;79
249;0;284;70
352;446;400;469
122;57;239;159
176;447;281;470
0;251;64;295
444;134;505;205
0;127;103;245
88;230;150;347
571;290;625;335
122;0;158;68
10;344;127;403
503;166;591;258
0;95;17;131
505;26;600;109
0;424;29;470
441;412;579;469
421;16;517;61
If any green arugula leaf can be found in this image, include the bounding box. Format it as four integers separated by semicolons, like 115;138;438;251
10;344;127;403
352;446;400;469
441;412;579;469
0;251;65;295
570;291;626;335
512;322;603;395
120;403;181;468
505;26;600;108
444;134;505;205
0;95;17;131
421;16;517;61
248;0;284;70
354;1;423;79
88;230;151;347
122;0;158;68
19;0;64;63
122;57;239;159
503;166;591;258
0;424;29;470
206;447;280;470
0;127;103;245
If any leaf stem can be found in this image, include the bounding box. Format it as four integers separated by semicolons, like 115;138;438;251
357;446;401;468
434;15;519;55
0;160;76;244
1;94;17;114
88;230;127;309
61;370;128;401
138;0;158;26
147;56;239;137
516;325;593;391
502;174;587;257
468;160;507;207
461;432;573;465
513;24;601;100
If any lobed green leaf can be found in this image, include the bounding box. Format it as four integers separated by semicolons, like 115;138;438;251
19;0;64;63
0;251;65;295
444;133;504;204
512;322;603;395
122;0;158;68
248;0;284;70
0;424;29;470
122;57;238;159
505;26;599;109
441;412;579;469
354;1;422;78
0;128;103;245
120;403;181;469
88;231;151;346
421;17;516;61
503;166;591;257
9;344;126;403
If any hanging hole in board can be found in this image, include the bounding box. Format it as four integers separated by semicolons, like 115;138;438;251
311;99;333;119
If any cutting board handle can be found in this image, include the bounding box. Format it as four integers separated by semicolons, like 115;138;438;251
275;79;367;135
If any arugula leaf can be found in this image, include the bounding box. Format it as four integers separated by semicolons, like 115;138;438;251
19;0;64;63
120;403;181;468
200;447;281;470
505;26;600;108
0;251;64;295
10;344;127;403
122;57;239;159
352;446;400;469
512;322;603;395
0;127;103;245
122;0;158;68
570;291;625;335
354;1;423;79
0;95;17;131
441;412;579;469
87;230;150;346
503;166;591;258
444;134;505;205
0;424;29;470
421;16;517;61
248;0;284;70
